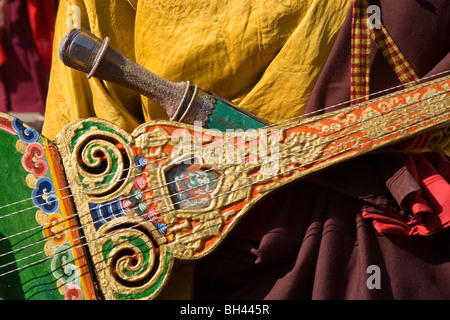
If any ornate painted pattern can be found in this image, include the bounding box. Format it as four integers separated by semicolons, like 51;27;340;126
56;74;450;300
11;117;94;300
57;120;173;300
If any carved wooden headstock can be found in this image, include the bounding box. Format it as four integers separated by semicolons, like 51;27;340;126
55;74;450;299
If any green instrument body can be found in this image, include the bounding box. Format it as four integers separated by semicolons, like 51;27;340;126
0;119;52;299
0;114;97;300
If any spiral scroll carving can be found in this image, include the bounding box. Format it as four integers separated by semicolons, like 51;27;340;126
96;217;173;300
69;123;135;202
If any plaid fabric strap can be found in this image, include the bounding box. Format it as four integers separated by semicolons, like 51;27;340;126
350;0;371;104
350;0;420;105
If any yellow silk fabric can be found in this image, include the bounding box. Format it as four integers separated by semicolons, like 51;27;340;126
42;0;351;139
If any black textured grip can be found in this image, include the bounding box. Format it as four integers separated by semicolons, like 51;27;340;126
58;28;215;124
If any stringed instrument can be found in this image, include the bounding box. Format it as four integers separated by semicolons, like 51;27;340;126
0;29;449;300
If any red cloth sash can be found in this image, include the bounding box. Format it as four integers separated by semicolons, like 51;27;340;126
363;152;450;236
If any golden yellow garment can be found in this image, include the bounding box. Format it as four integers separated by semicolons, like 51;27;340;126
43;0;351;140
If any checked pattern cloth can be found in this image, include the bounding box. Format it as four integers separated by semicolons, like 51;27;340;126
350;0;420;105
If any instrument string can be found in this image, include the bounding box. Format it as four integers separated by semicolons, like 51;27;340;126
1;85;447;247
1;107;448;278
0;69;448;217
1;93;449;277
1;82;449;254
1;69;449;236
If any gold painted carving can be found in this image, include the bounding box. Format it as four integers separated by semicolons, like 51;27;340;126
56;75;450;299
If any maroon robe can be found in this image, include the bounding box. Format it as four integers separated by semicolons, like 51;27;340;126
0;0;55;115
193;0;450;299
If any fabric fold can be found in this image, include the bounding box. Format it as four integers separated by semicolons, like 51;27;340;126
362;153;450;236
